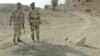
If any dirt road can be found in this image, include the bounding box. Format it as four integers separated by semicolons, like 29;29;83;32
0;11;100;56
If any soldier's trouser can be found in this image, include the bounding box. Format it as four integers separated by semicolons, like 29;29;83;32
14;25;22;41
30;25;40;41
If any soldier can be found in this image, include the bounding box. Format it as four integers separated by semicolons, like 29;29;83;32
9;2;25;44
28;2;41;41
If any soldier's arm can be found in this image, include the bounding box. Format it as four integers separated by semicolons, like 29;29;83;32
22;11;25;33
28;11;31;23
9;10;15;25
37;9;41;24
22;11;25;25
38;13;41;24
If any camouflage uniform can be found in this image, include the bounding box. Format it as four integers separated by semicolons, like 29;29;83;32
10;7;25;43
28;8;40;41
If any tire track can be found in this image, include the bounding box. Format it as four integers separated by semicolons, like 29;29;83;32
62;12;92;42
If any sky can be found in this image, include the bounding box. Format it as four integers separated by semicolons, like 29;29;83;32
0;0;65;8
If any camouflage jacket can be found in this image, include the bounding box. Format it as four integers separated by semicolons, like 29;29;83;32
28;8;40;26
10;8;25;26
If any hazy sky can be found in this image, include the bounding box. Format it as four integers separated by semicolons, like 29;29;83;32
0;0;65;8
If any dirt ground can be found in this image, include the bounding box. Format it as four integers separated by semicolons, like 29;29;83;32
0;10;100;56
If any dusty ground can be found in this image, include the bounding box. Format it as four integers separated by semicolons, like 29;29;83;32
0;10;100;56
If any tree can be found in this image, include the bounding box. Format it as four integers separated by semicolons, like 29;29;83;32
51;0;59;10
44;5;50;9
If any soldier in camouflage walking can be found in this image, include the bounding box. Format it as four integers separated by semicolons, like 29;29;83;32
9;3;25;44
28;2;41;41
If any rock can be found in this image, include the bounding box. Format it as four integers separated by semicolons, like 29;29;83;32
76;37;86;46
65;37;68;41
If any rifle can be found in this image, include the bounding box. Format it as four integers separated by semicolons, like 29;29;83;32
23;23;25;34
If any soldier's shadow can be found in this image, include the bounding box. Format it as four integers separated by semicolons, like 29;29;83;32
12;41;87;56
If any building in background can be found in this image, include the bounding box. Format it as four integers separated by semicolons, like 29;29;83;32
64;0;100;13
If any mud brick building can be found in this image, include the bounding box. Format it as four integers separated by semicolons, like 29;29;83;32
64;0;100;12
